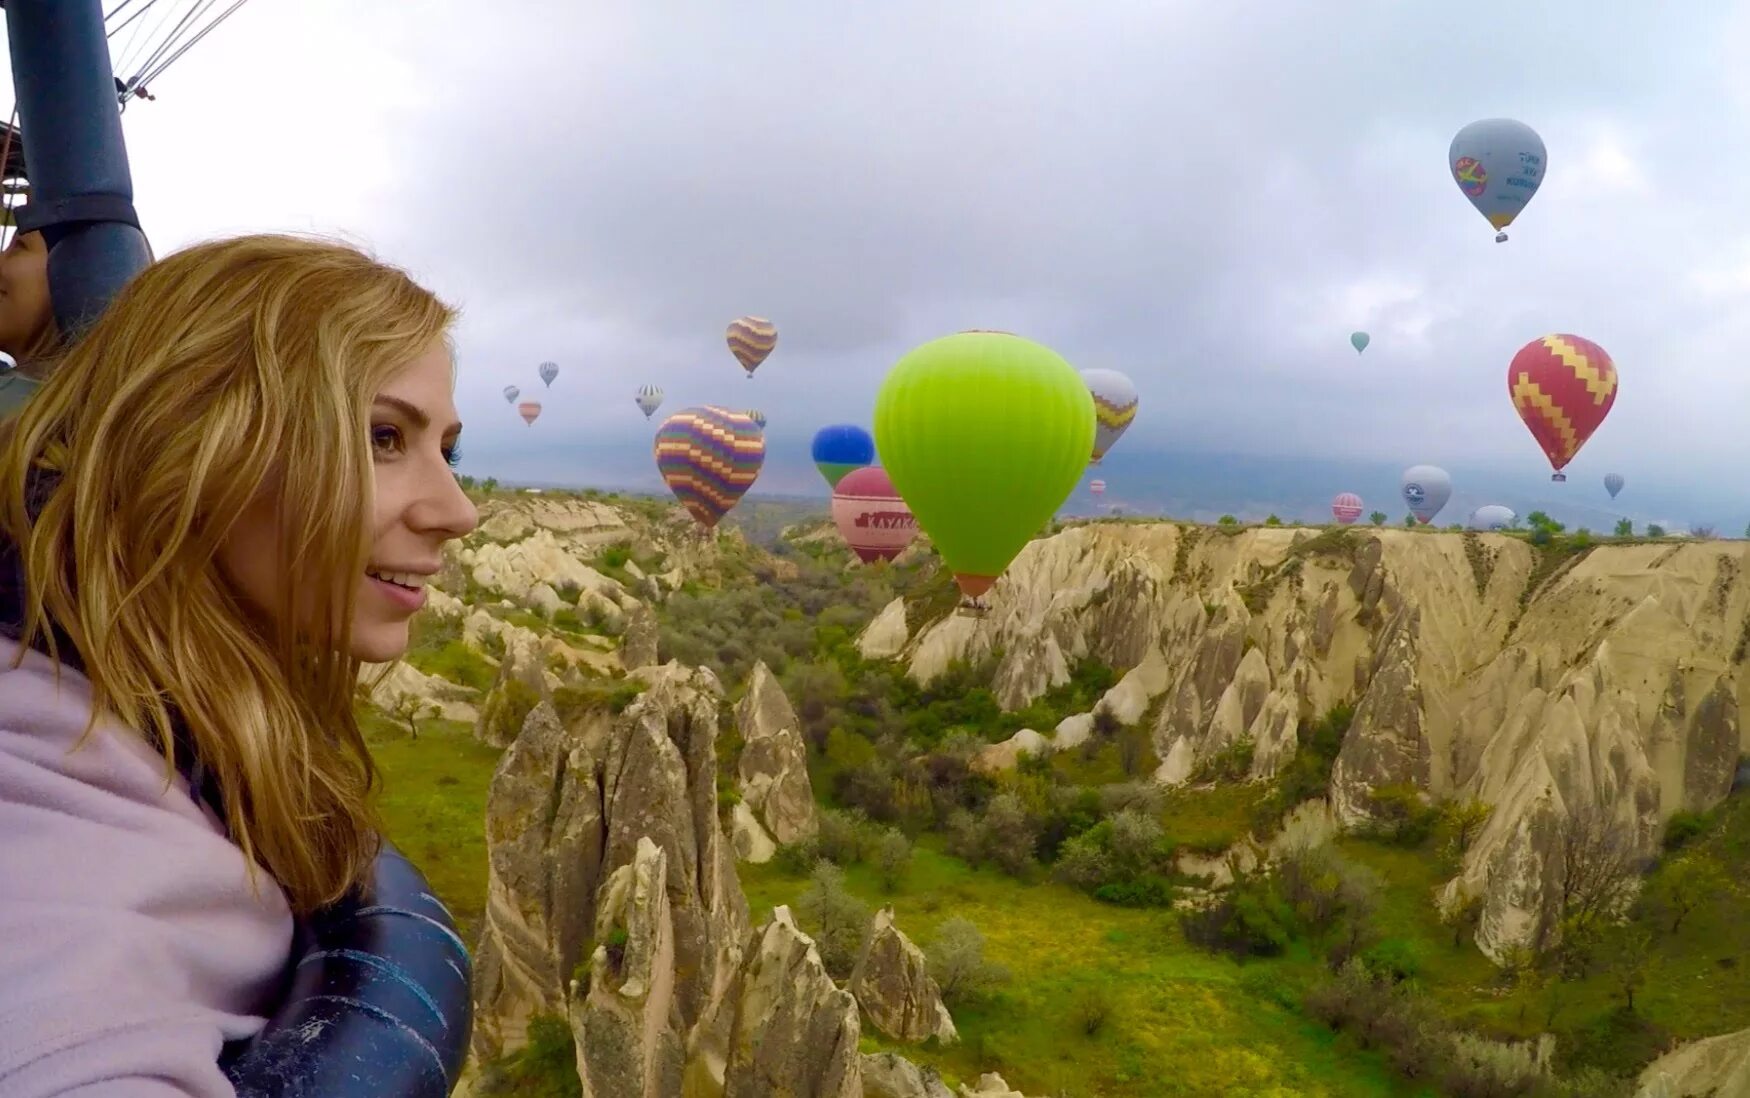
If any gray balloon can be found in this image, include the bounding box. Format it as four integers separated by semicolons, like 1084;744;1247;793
1469;504;1517;531
1400;464;1452;524
1449;118;1546;240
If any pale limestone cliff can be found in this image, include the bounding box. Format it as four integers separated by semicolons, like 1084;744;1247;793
861;522;1750;959
733;662;819;851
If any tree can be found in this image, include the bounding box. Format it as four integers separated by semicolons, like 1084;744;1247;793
390;694;440;740
873;828;914;893
1370;511;1388;526
1403;513;1417;528
1116;724;1152;778
1526;510;1565;534
1693;524;1717;539
982;793;1040;876
1544;803;1639;970
797;863;870;978
1265;514;1283;526
925;917;1009;1005
1218;514;1239;527
1437;799;1494;861
1442;885;1486;949
1647;851;1730;934
1647;523;1667;538
1616;518;1634;538
1603;924;1655;1013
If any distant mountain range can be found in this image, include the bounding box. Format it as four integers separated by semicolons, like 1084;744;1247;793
462;439;1739;539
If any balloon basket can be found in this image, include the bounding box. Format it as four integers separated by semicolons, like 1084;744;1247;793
1551;473;1566;483
1495;232;1509;243
957;597;991;617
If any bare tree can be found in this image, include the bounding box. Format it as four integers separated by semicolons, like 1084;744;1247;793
1542;801;1640;969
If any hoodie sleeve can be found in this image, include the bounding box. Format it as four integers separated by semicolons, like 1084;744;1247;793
0;637;294;1098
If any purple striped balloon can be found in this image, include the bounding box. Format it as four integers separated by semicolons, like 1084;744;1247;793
654;405;766;529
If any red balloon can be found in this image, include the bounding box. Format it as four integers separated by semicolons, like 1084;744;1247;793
1507;334;1618;478
831;466;918;563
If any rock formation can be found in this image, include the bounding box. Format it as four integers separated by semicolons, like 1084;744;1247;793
1634;1027;1750;1097
859;522;1750;959
861;1053;955;1098
732;662;819;857
470;662;748;1065
848;906;957;1045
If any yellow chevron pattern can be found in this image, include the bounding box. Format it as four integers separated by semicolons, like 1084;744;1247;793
1543;336;1616;404
1512;374;1578;460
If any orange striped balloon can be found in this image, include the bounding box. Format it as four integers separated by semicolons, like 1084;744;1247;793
726;315;778;377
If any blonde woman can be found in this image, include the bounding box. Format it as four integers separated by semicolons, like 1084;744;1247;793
0;234;479;1095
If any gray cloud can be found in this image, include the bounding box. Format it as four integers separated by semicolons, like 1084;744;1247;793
11;1;1749;516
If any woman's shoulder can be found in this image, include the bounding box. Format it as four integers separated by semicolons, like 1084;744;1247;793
0;632;295;1095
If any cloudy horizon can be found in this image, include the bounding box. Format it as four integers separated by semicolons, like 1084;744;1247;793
6;2;1748;529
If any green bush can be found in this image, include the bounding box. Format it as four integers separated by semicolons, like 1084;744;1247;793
797;863;870;979
1661;808;1715;852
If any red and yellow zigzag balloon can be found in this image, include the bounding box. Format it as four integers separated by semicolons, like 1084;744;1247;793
1507;334;1618;473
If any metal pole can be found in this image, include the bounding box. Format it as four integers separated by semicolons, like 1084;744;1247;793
5;0;153;337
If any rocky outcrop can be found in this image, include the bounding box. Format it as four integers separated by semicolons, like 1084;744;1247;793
365;658;480;723
621;603;659;670
959;1073;1036;1098
861;1053;954;1098
571;836;685;1097
710;906;862;1098
871;521;1750;959
1634;1027;1750;1097
848;906;957;1045
858;598;912;660
734;662;818;850
972;729;1050;775
469;662;749;1065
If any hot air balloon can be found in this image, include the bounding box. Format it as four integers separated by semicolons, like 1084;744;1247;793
811;424;876;490
539;361;559;387
1507;334;1618;482
1080;368;1139;464
745;409;767;429
636;385;664;418
1469;504;1517;531
873;331;1094;602
517;401;542;426
502;385;520;404
1400;465;1451;524
1332;492;1363;525
1351;332;1370;354
1604;473;1624;499
831;466;919;564
1089;479;1106;499
1450;118;1547;243
654;405;765;530
727;316;778;378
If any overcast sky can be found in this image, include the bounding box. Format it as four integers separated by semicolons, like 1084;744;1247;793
6;1;1750;514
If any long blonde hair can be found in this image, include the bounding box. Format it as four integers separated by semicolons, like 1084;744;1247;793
0;233;456;913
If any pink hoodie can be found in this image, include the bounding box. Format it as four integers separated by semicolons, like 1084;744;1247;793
0;633;295;1097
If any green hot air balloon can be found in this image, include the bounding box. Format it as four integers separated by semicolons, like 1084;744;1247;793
1351;331;1370;354
874;331;1094;602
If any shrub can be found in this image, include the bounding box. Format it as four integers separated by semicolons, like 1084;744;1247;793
773;837;823;876
1661;808;1714;852
816;807;875;866
797;863;870;978
1363;783;1439;846
1190;736;1255;783
1180;877;1296;959
1070;984;1117;1036
924;917;1009;1006
1093;875;1177;908
873;828;913;892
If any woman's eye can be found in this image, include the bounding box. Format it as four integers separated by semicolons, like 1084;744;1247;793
371;425;404;454
444;444;463;468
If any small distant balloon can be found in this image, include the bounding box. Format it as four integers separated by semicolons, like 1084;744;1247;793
831;466;919;564
745;409;767;430
539;361;559;387
517;401;542;426
636;385;664;418
654;406;765;529
1332;492;1363;525
1400;465;1452;524
1079;368;1139;464
1604;473;1624;499
1469;505;1517;531
811;424;876;490
1089;479;1106;498
727;316;778;378
1351;332;1370;354
1450;118;1547;242
1508;334;1618;482
502;385;520;404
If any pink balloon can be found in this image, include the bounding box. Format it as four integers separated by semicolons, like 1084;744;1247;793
831;466;918;563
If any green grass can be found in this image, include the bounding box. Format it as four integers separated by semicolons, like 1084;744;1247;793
361;704;502;944
403;638;498;693
1159;782;1271;855
743;839;1414;1097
